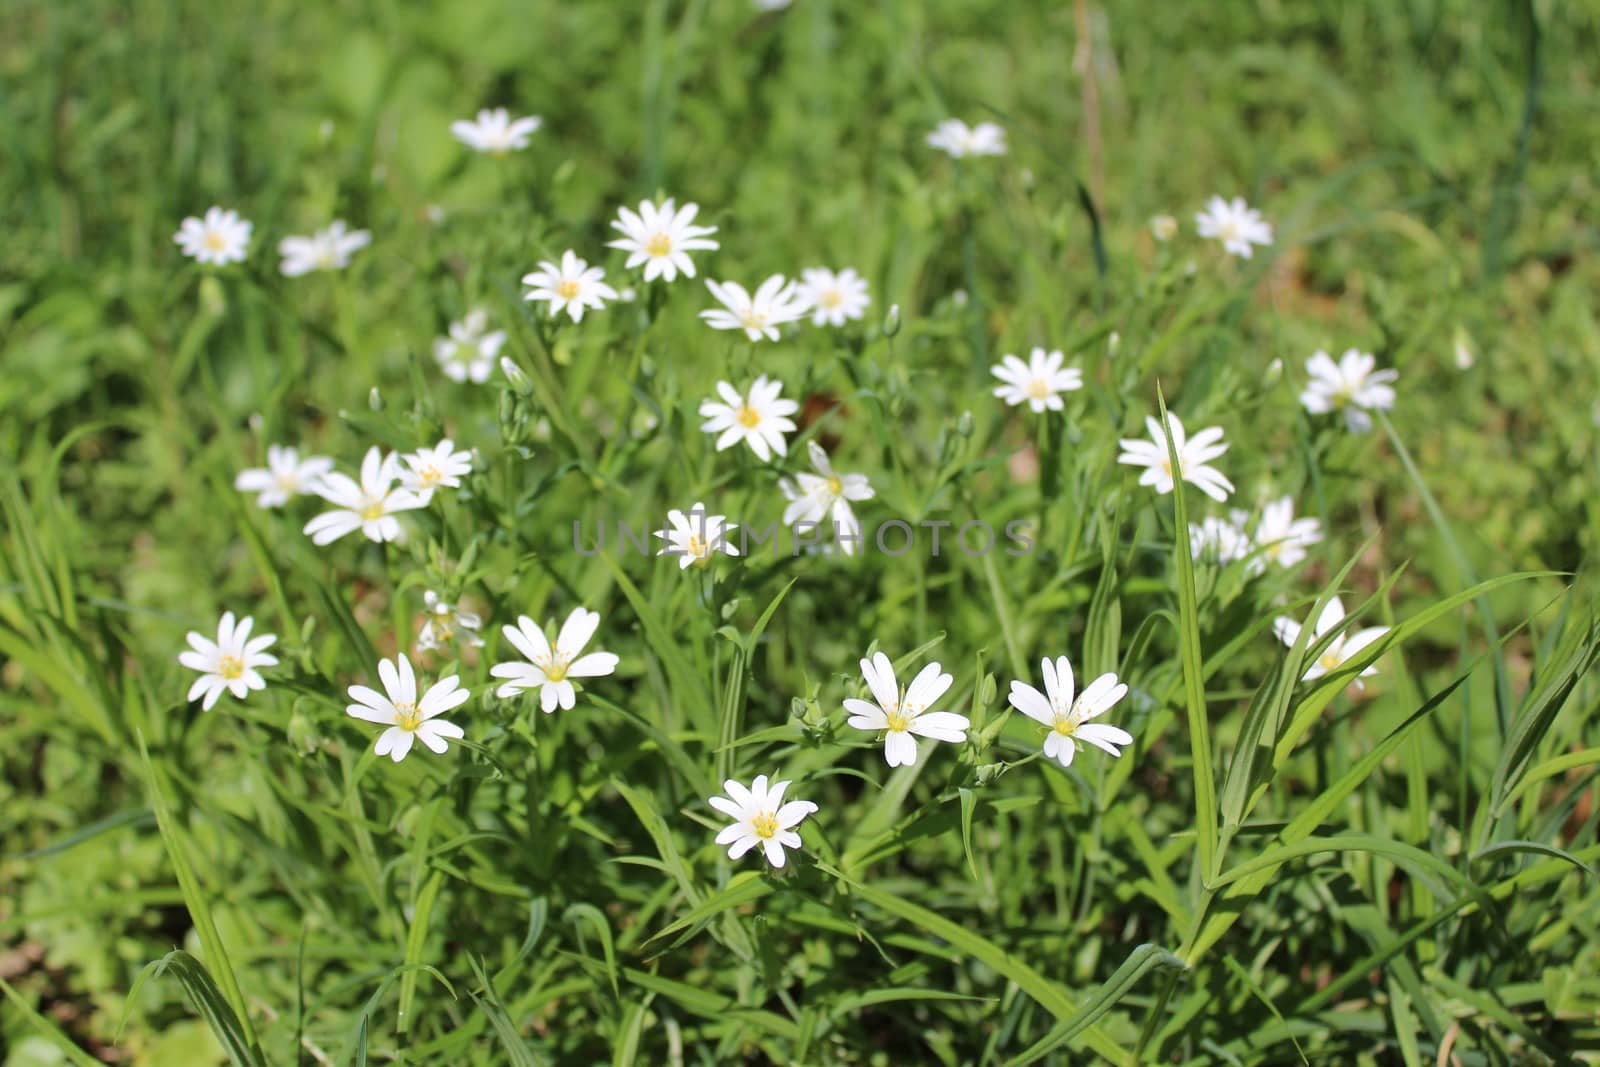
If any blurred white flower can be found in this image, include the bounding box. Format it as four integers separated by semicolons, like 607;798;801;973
1274;596;1388;689
418;591;484;652
1246;496;1322;572
797;268;871;327
991;348;1083;413
1189;515;1251;564
1008;656;1132;768
845;652;970;768
174;207;252;265
400;439;474;500
700;276;807;342
608;199;719;282
491;607;619;713
1117;414;1235;502
618;287;638;303
434;310;507;384
655;503;740;569
345;653;468;762
709;775;816;868
234;445;334;508
451;108;541;154
278;221;371;276
303;447;428;545
1300;349;1397;433
698;375;799;461
522;250;618;323
1195;196;1273;258
779;441;874;553
1150;215;1178;242
926;119;1007;158
179;611;277;712
1453;327;1475;370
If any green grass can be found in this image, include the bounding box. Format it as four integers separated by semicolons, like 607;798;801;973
4;0;1600;1063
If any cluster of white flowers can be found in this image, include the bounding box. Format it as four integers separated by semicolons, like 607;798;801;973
174;112;1403;882
1190;496;1324;574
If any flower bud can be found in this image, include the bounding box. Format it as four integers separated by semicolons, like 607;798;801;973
368;386;383;411
955;411;975;438
500;356;533;395
883;304;901;337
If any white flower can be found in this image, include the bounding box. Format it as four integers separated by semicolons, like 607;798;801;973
278;221;371;276
991;348;1084;413
607;198;719;283
1194;196;1274;258
1274;597;1389;689
779;441;874;553
698;375;799;461
451;108;541;154
490;607;618;713
233;445;334;508
1299;349;1398;433
926;119;1007;158
709;775;817;869
1189;515;1251;564
522;251;618;323
1246;496;1322;572
845;652;970;768
1007;657;1132;768
1117;414;1235;502
1150;215;1178;242
174;207;252;265
434;310;507;384
418;591;483;652
345;654;468;762
179;611;278;712
400;439;474;500
700;276;807;342
655;503;740;569
303;447;428;545
796;268;871;327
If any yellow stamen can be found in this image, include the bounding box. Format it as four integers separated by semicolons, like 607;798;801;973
360;501;386;521
1027;379;1051;400
646;233;673;257
826;476;843;496
736;406;761;428
1052;715;1078;737
1318;651;1343;672
885;707;912;733
557;279;581;301
820;289;843;308
393;703;422;731
752;811;779;839
204;231;227;251
217;655;244;681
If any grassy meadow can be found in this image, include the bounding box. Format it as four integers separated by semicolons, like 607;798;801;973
3;0;1600;1063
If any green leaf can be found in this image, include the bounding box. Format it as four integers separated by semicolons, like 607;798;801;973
128;951;266;1067
1011;943;1187;1065
1158;389;1218;882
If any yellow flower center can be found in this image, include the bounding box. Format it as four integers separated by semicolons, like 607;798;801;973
885;707;912;733
820;289;843;308
646;233;673;257
1027;378;1051;400
751;811;779;839
544;657;569;682
736;405;761;428
685;534;707;559
360;500;386;522
1332;387;1354;409
217;655;244;681
1217;219;1240;243
1052;714;1079;737
1318;650;1344;673
417;465;442;488
204;230;227;251
826;475;843;496
557;279;581;301
393;702;423;731
739;311;768;332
